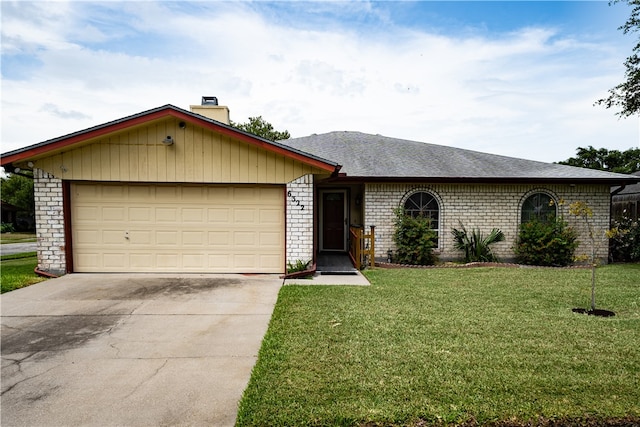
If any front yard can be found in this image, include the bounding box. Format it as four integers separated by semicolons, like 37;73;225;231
237;265;640;426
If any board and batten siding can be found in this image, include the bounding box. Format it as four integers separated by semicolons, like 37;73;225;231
32;118;326;184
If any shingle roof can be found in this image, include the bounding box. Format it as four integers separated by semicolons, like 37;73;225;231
282;131;639;183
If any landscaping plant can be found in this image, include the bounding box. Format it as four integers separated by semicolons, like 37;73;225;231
609;213;640;262
451;222;505;263
392;208;438;265
569;200;617;312
514;216;578;266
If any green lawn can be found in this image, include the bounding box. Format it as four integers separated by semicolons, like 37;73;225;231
1;252;47;293
237;265;640;426
0;232;37;244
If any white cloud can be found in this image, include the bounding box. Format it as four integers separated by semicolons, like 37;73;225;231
1;1;637;164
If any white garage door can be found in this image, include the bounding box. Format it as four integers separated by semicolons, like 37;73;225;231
71;183;284;273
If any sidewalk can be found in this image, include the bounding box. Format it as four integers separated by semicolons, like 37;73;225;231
283;271;370;286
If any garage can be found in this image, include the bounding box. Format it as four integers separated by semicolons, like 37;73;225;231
71;182;285;273
1;103;338;275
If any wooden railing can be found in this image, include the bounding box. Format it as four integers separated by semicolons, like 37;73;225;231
349;225;375;270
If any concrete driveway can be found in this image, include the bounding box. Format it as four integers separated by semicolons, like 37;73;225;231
1;273;282;427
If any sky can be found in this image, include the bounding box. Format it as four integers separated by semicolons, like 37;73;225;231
1;0;639;164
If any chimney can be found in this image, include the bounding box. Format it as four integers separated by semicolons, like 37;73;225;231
190;96;230;124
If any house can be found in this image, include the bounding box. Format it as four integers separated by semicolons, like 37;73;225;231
1;200;20;230
1;99;638;275
612;171;640;222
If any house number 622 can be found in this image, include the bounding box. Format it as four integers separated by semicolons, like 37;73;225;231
287;191;304;210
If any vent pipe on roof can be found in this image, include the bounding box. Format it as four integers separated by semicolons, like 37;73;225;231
190;96;229;124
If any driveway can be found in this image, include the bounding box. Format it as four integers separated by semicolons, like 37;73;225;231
1;273;282;427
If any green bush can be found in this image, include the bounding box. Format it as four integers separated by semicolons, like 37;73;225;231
1;223;15;233
514;217;578;266
610;215;640;262
451;222;505;263
393;209;438;266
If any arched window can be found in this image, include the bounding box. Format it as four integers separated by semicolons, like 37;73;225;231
521;192;556;223
404;191;440;234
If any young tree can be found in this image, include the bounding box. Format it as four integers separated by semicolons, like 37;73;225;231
230;116;291;142
596;0;640;117
569;201;618;312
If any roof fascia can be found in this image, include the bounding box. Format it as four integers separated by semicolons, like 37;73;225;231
1;105;338;173
324;176;640;185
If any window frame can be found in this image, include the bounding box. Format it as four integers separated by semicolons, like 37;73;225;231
520;190;558;224
400;189;442;246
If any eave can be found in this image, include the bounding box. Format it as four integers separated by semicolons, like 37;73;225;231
322;175;640;185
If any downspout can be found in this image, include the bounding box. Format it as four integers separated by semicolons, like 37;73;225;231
34;267;59;278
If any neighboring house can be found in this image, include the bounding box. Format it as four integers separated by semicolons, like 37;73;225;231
1;100;638;275
612;171;640;222
1;200;19;229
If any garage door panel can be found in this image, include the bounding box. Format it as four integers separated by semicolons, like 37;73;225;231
102;207;126;221
72;183;284;273
129;207;151;221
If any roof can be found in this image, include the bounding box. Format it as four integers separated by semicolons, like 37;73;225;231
613;171;640;195
1;105;339;173
281;131;640;184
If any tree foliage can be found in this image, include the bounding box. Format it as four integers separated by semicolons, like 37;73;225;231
1;172;34;212
230;116;291;142
557;145;640;173
596;0;640;117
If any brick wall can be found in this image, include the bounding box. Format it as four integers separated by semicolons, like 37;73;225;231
33;168;66;275
286;174;314;268
364;182;611;263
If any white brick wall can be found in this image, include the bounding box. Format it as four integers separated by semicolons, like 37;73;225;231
286;174;314;268
33;168;66;275
364;183;611;263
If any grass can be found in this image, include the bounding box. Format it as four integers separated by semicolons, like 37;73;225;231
236;264;640;426
1;232;37;244
1;252;47;293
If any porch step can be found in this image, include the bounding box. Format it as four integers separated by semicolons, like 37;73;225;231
316;252;358;275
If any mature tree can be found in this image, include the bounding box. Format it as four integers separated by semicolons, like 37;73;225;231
230;116;290;141
558;146;640;173
596;0;640;117
1;172;34;212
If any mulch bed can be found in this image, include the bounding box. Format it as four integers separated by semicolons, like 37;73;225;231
375;261;591;270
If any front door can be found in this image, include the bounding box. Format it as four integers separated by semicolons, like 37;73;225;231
321;191;347;251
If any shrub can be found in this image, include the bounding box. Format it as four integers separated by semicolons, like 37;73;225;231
514;217;578;266
451;222;505;263
1;223;15;233
393;209;438;266
609;215;640;263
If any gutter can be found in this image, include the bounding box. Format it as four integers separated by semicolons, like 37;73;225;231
611;184;627;197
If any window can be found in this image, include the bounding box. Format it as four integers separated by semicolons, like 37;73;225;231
404;191;440;235
521;192;556;223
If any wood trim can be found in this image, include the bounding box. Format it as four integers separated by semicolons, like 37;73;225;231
2;106;338;173
62;181;73;273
